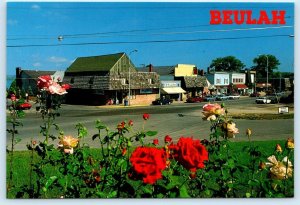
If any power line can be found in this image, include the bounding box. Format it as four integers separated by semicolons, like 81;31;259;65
7;4;294;10
7;34;293;48
7;25;294;40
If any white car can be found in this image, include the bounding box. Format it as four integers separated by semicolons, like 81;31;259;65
255;97;271;104
227;93;240;100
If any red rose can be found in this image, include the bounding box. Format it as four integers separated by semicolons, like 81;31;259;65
164;135;172;143
10;94;16;101
143;113;150;120
153;139;159;145
130;147;166;184
128;120;134;126
170;137;208;172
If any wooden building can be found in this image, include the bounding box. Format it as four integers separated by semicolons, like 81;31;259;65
63;52;160;105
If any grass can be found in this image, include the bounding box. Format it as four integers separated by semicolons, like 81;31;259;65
6;139;291;198
230;113;294;120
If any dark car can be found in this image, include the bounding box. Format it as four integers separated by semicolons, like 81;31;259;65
186;96;204;103
17;102;32;110
152;98;173;105
249;92;260;97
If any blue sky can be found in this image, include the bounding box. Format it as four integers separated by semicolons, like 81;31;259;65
6;2;294;76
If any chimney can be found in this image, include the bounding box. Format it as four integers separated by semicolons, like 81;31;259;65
200;69;204;76
207;67;210;74
16;67;22;89
193;67;198;75
147;64;153;72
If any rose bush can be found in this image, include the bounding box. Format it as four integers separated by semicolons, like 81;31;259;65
6;85;294;198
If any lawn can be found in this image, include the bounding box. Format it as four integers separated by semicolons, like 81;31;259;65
6;139;294;198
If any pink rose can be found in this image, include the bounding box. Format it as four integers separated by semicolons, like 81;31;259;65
37;75;53;90
202;103;225;121
48;82;68;95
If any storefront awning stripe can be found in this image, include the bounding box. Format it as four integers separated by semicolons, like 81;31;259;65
161;87;186;94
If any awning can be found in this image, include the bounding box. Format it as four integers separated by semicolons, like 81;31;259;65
228;84;248;89
161;87;186;94
235;84;248;89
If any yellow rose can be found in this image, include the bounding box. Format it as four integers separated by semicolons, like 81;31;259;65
286;138;294;149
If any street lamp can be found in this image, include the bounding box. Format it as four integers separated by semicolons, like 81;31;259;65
128;49;138;106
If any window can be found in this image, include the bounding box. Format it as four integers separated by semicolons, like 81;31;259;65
89;77;94;84
216;79;221;84
121;78;127;85
148;79;152;84
70;78;75;84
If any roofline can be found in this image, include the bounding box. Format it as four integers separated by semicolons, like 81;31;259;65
111;52;125;70
74;52;125;60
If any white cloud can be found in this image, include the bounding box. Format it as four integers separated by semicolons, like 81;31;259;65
48;56;68;63
31;4;40;10
7;19;18;26
33;62;41;67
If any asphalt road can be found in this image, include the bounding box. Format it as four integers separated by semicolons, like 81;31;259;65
7;97;294;150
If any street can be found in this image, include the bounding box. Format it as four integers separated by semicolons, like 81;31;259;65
7;97;294;150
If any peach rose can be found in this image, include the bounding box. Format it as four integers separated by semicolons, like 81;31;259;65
265;155;293;180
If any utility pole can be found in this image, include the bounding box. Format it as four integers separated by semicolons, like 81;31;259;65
128;50;138;106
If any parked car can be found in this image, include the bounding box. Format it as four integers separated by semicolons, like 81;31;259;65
17;102;32;110
255;97;271;104
186;96;204;103
215;94;228;101
268;95;280;104
249;92;260;97
227;93;240;100
203;95;216;102
152;97;173;105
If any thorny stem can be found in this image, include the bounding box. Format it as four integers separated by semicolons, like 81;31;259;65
8;110;17;191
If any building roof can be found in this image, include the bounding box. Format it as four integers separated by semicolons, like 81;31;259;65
138;66;174;76
183;76;208;88
21;70;56;80
66;52;125;73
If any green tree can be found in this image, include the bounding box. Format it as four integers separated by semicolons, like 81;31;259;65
209;56;245;72
252;54;280;79
8;79;17;96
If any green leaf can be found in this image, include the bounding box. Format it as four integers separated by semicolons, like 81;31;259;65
142;186;153;195
166;176;181;190
226;159;235;169
14;138;22;145
179;184;190;198
107;191;117;198
17;110;25;118
43;176;58;192
95;120;107;130
92;134;99;141
145;131;158;137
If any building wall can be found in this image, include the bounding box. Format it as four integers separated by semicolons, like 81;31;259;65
206;73;230;86
129;94;158;105
174;64;197;77
231;73;246;84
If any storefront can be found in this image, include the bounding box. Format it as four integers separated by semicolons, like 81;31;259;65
160;81;186;101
